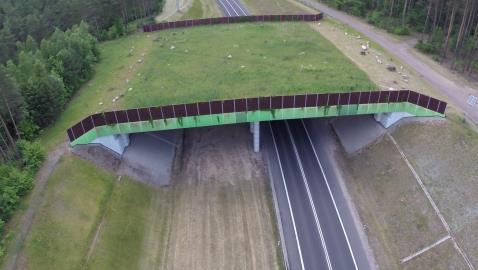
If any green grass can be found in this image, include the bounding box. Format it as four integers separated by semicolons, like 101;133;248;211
39;22;375;150
23;156;115;270
181;0;203;19
20;155;159;270
86;178;154;270
125;23;375;107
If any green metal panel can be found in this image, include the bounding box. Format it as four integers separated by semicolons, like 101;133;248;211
70;102;443;146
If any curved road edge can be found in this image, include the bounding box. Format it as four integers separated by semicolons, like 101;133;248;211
294;0;478;124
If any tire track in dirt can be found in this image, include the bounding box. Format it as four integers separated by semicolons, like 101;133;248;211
163;125;280;270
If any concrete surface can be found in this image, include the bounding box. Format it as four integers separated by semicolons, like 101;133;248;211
90;134;130;155
119;130;182;187
331;115;386;154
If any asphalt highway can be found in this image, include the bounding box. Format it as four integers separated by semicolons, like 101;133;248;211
215;2;368;269
268;120;358;270
216;0;248;16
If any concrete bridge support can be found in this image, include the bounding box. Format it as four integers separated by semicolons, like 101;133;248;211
252;121;260;153
90;133;130;156
374;112;414;128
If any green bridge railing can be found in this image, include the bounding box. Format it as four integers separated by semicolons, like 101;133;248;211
67;90;447;146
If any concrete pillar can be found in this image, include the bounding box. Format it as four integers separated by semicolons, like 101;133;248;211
90;134;130;156
253;121;260;153
374;112;413;128
250;122;254;133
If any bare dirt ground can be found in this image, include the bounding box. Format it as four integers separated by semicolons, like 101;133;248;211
162;125;281;270
336;135;451;269
392;119;478;267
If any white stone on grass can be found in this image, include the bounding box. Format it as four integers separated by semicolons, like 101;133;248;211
227;54;232;59
170;45;175;50
128;87;133;91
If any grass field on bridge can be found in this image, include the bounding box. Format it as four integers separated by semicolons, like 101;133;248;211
39;22;375;150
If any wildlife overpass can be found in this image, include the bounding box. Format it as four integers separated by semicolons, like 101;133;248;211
67;90;447;154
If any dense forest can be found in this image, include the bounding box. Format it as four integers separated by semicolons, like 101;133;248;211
321;0;478;75
0;0;163;257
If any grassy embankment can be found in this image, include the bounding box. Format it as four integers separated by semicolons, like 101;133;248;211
21;156;161;270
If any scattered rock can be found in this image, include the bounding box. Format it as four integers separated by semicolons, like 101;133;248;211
98;102;103;106
298;51;305;56
126;79;130;84
345;32;348;36
388;87;395;91
170;45;175;50
386;65;396;72
318;22;321;26
240;65;246;69
227;54;232;59
128;87;133;91
137;59;143;63
184;49;189;53
377;59;383;64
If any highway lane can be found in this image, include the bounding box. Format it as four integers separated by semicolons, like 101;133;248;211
217;0;248;16
270;121;330;270
269;120;358;269
286;120;357;269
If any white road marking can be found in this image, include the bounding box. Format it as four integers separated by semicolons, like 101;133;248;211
269;123;305;270
388;133;475;270
301;119;359;270
222;0;240;16
229;0;248;16
217;0;232;16
285;121;333;270
400;235;451;264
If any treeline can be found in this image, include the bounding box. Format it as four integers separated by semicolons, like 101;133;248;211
320;0;478;75
0;0;164;258
0;0;164;63
0;22;97;258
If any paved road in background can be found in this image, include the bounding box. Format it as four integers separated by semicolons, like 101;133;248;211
217;0;248;17
297;0;478;124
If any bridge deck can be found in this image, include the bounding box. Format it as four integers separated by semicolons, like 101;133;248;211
67;90;447;146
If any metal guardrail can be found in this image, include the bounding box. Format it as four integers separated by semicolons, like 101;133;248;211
142;13;324;32
67;90;447;143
